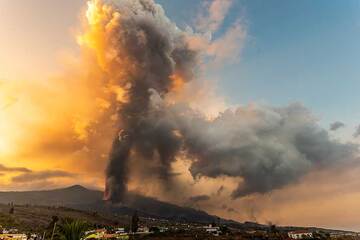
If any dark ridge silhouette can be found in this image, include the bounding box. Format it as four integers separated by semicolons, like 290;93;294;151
0;185;235;224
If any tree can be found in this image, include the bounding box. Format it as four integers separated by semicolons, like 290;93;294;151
9;206;14;214
268;223;285;240
220;226;230;234
57;220;88;240
149;226;160;234
9;203;14;214
130;211;139;233
269;223;278;233
50;216;59;240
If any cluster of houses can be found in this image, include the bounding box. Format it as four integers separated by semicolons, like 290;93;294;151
84;229;129;240
0;227;38;240
2;223;360;239
204;224;222;236
82;227;360;239
287;230;360;239
0;227;26;240
288;230;313;239
83;226;170;240
82;224;229;239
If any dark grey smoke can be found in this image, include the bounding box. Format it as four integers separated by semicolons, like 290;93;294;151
188;195;210;203
330;121;345;131
103;0;359;201
354;125;360;138
178;103;358;198
103;0;197;201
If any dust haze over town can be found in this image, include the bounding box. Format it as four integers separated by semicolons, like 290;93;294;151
1;0;360;238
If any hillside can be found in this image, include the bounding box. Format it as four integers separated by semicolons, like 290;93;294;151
0;185;102;206
0;204;123;233
0;185;230;224
0;187;355;236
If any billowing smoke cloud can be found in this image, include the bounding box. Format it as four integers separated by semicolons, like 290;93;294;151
83;0;198;201
82;0;359;202
354;125;360;138
330;121;345;131
142;100;358;199
177;103;358;198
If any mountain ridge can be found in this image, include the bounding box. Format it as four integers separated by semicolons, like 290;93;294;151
0;185;236;224
0;185;356;233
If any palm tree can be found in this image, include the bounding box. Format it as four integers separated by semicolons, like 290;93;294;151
57;219;88;240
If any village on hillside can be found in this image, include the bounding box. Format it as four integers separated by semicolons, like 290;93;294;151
0;204;359;240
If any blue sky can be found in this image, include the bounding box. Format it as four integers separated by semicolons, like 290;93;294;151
157;0;360;134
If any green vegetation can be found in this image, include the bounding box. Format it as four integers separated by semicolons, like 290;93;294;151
56;220;89;240
0;204;125;234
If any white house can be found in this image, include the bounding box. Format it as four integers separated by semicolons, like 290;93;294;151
288;230;313;239
115;228;125;234
204;225;222;236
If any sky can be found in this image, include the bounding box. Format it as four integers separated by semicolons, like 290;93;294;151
2;0;360;137
1;0;360;231
157;0;360;139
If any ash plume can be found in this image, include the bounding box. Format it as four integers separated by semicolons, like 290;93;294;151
84;0;359;202
330;121;345;131
88;0;197;201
